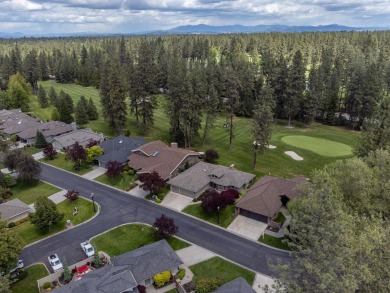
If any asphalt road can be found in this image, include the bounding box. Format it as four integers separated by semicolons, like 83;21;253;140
20;164;291;275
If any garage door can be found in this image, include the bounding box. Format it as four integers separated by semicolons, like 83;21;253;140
170;186;195;198
239;209;268;223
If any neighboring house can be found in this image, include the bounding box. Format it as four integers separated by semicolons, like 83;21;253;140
50;129;104;150
235;175;307;223
128;141;201;180
1;117;40;135
0;109;25;123
168;162;255;198
18;121;75;144
97;135;146;168
52;240;183;293
212;277;256;293
0;198;31;223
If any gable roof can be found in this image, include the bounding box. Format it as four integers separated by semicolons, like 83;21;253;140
128;141;200;180
2;117;41;135
111;240;182;283
18;121;73;140
236;176;307;218
0;198;31;220
51;129;104;149
168;162;255;193
212;277;256;293
97;135;146;165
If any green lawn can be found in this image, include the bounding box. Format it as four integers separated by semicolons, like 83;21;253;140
21;146;42;155
182;204;235;228
281;135;353;157
94;172;138;191
40;153;92;175
33;81;359;178
258;234;291;251
190;256;256;287
90;224;190;257
273;212;286;225
10;180;60;205
13;197;95;244
10;264;48;293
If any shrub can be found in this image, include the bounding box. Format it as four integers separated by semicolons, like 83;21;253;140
47;288;52;291
43;282;51;289
122;165;130;172
196;278;221;293
64;189;79;201
155;198;161;204
153;270;171;287
8;222;16;228
204;149;219;164
127;170;134;176
221;189;240;205
176;268;186;280
14;220;21;226
137;285;146;293
129;182;138;189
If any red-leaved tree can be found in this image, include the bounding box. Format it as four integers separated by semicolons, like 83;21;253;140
221;189;240;205
66;141;87;170
85;139;98;148
65;189;79;201
139;171;165;194
105;160;123;179
43;144;57;160
201;189;228;214
153;214;178;239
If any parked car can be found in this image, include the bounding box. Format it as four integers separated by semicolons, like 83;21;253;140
80;241;95;257
48;254;63;272
0;259;24;277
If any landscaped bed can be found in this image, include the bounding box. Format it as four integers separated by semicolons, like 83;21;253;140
10;179;61;205
182;204;235;228
13;197;96;244
90;224;190;257
40;153;92;175
10;264;49;293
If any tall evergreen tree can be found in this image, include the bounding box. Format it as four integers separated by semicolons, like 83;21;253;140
87;97;99;120
48;86;58;106
225;71;242;149
57;97;74;124
37;84;48;108
51;108;60;121
23;49;39;93
75;96;89;125
35;130;48;148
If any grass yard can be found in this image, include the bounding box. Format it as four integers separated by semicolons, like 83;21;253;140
258;234;291;251
40;153;92;175
281;135;353;157
182;204;235;228
21;146;42;155
94;172;137;191
190;256;256;287
10;179;60;205
90;224;190;257
273;212;286;225
10;264;48;293
13;197;95;244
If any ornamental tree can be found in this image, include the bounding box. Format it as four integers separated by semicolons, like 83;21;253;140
105;160;123;179
153;214;178;239
201;190;227;214
139;171;165;194
66;141;86;170
43;144;57;160
64;189;79;202
3;149;23;172
204;148;219;164
16;153;42;181
153;270;171;287
221;189;240;205
85;145;103;164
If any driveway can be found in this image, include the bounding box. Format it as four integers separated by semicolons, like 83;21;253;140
128;183;149;198
161;192;193;211
227;215;268;241
176;245;216;266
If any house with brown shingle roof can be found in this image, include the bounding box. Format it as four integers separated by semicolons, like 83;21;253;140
128;141;201;180
235;175;307;223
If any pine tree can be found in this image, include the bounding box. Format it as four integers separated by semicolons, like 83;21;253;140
75;96;89;125
35;130;48;148
23;49;40;93
225;71;242;149
58;96;74;124
37;84;48;108
87;97;99;120
59;90;74;113
51;108;60;121
48;86;58;106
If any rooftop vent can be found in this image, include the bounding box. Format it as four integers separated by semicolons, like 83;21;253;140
152;151;159;157
17;121;21;124
119;140;123;144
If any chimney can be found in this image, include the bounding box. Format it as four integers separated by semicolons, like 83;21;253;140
171;142;178;148
229;164;235;170
70;122;77;131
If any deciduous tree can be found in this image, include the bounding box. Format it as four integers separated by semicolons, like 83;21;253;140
153;214;178;239
85;145;103;164
0;217;24;274
201;190;227;214
7;73;31;111
30;196;64;232
43;144;57;160
65;141;86;170
139;171;165;194
64;189;79;202
105;160;123;178
16;153;42;181
204;149;219;164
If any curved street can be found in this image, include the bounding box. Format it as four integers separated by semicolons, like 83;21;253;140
20;163;291;276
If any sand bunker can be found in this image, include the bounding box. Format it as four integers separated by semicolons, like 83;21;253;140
285;151;303;161
267;145;277;149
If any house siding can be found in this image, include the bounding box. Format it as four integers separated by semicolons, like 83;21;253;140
7;211;29;224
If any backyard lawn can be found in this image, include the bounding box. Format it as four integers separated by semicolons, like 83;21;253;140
94;172;137;191
90;224;190;257
40;153;92;175
258;234;291;251
190;256;256;287
10;180;60;205
182;204;235;228
10;264;48;293
13;197;95;244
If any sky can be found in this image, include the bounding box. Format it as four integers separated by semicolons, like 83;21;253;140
0;0;389;34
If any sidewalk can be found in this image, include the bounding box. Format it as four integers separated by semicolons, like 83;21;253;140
82;167;106;180
176;245;216;266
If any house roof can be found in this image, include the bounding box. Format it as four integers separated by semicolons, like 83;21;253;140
50;129;104;149
97;135;146;165
2;117;40;135
128;141;200;180
236;175;307;218
53;240;182;293
0;198;31;220
111;240;183;283
167;162;255;193
18;121;73;140
212;277;256;293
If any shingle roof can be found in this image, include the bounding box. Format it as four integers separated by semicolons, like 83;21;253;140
128;141;200;180
0;198;31;220
212;277;256;293
236;176;307;218
51;129;104;148
167;162;255;193
2;118;41;135
97;136;146;165
18;121;73;140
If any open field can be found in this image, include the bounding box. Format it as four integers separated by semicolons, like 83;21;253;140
32;81;359;178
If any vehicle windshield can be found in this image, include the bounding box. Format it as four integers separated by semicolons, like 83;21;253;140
53;260;60;266
87;247;93;252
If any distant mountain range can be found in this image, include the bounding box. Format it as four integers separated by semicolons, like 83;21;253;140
0;24;388;38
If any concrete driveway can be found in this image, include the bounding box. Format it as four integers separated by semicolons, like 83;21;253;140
227;215;268;241
161;192;193;211
128;184;149;198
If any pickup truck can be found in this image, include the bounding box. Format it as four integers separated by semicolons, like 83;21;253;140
80;241;95;257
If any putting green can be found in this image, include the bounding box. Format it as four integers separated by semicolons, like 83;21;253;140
281;135;353;157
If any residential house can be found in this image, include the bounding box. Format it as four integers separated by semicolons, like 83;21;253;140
1;117;40;135
0;198;32;224
50;129;104;150
18;121;74;144
235;176;307;223
168;162;255;198
52;240;183;293
97;135;146;168
212;277;256;293
128;141;201;180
